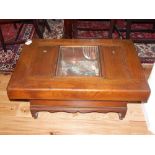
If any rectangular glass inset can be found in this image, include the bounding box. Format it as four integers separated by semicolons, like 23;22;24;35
56;46;100;76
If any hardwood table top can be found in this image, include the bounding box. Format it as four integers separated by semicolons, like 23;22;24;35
7;39;150;102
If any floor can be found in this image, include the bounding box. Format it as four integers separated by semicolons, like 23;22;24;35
0;64;153;135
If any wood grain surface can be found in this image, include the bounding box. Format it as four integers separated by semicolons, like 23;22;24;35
0;63;153;134
7;39;150;102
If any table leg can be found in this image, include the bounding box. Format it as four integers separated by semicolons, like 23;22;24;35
118;110;127;120
31;110;38;119
64;19;73;38
0;26;7;52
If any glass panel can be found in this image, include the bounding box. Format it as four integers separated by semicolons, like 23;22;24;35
56;46;100;76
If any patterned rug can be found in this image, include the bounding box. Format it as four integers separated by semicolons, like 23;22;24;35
0;20;155;73
135;43;155;63
73;20;155;63
75;20;155;40
0;24;35;73
43;19;64;39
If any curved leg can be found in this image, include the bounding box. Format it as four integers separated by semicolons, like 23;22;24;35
33;20;43;38
118;111;126;120
31;111;38;119
0;26;7;52
44;20;51;33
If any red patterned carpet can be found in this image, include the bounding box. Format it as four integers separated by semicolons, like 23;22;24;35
72;20;155;63
0;24;34;73
0;20;155;73
75;20;155;40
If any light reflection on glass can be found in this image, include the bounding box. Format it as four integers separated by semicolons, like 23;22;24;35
56;46;100;76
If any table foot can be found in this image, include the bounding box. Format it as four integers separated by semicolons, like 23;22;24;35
118;111;127;120
31;111;38;119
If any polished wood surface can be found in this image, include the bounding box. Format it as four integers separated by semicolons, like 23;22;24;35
7;39;150;101
0;63;153;134
7;39;150;120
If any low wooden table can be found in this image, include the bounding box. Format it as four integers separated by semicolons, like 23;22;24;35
7;39;150;120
